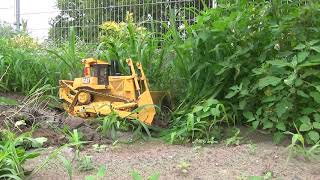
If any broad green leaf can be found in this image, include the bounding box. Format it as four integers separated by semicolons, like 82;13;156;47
308;131;319;143
85;176;95;180
309;40;320;46
205;98;219;107
284;74;296;86
314;85;320;93
225;90;238;98
97;165;107;177
267;60;291;67
311;46;320;53
297;51;309;63
297;90;309;98
149;172;160;180
263;121;273;129
131;171;143;180
276;122;286;131
292;134;304;145
294;43;306;50
27;137;48;148
210;107;220;117
243;111;255;122
258;76;281;89
252;121;259;129
273;132;285;144
197;111;211;118
192;106;203;113
256;108;262;116
314;114;320;122
275;99;292;117
310;91;320;103
299;116;311;124
302;107;316;115
299;123;312;132
295;78;303;87
313;122;320;129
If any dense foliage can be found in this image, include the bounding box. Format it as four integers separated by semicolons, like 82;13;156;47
170;0;320;144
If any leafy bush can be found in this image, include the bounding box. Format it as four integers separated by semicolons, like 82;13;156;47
0;130;43;179
168;0;320;144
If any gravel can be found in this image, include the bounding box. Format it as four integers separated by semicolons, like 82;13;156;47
25;139;320;180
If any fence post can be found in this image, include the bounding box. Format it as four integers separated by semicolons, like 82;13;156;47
15;0;20;31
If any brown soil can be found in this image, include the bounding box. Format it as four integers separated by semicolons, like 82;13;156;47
25;138;320;180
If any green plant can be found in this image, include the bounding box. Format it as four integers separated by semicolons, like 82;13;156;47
59;155;73;180
77;155;95;172
247;143;257;155
85;165;107;180
0;130;43;180
176;161;191;175
167;98;231;144
128;119;152;141
66;129;84;152
47;27;83;78
285;131;320;162
225;128;243;146
96;111;120;140
247;171;273;180
92;144;107;152
131;170;160;180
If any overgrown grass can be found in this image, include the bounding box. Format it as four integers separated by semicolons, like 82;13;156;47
0;28;90;95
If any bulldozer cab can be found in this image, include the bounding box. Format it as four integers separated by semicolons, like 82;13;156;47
87;64;109;85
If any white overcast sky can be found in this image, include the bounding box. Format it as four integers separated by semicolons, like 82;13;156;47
0;0;58;40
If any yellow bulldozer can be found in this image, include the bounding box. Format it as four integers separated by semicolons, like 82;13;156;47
59;58;169;125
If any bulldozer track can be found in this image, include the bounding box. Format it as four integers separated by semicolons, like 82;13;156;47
68;88;134;112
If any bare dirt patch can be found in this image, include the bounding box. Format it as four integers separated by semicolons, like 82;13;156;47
25;138;320;180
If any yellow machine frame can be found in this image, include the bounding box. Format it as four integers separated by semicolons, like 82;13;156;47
59;58;168;125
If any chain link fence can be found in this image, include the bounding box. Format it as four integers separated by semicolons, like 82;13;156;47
1;0;215;43
50;0;215;43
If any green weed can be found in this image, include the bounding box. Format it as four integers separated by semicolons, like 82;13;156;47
0;130;43;180
96;111;120;140
131;170;160;180
77;155;95;172
285;131;320;162
85;165;107;180
225;128;243;146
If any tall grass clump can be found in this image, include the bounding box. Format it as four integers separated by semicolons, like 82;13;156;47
98;12;174;90
0;27;89;95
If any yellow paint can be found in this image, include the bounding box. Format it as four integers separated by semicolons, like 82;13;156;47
59;58;169;125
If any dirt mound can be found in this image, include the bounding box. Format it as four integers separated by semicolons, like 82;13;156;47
0;93;103;146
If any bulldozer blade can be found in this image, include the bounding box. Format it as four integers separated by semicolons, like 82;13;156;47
149;91;171;108
137;91;171;125
137;90;156;125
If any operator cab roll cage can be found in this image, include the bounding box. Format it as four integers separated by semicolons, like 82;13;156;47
83;60;121;86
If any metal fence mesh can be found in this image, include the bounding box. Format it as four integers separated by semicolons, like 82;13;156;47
49;0;215;43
